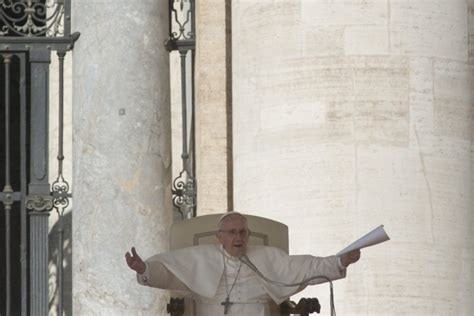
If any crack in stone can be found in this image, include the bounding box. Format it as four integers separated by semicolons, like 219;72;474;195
413;122;435;244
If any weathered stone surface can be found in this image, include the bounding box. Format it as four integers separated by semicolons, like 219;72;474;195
389;0;468;61
469;0;474;312
195;0;232;215
433;61;471;139
233;0;472;314
72;0;172;314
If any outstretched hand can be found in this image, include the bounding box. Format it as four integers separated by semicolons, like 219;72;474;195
340;249;361;268
125;247;146;274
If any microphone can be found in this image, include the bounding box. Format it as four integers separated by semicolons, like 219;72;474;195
239;254;336;316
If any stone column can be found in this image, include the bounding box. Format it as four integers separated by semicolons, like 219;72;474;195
72;1;172;314
469;0;474;311
232;0;472;315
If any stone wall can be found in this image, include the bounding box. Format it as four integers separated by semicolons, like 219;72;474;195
232;0;472;314
195;0;233;215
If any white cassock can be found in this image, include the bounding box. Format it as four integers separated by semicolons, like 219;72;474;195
137;244;346;316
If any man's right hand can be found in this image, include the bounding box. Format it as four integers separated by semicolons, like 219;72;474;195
125;247;146;274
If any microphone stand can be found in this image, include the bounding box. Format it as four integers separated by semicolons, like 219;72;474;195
240;255;336;316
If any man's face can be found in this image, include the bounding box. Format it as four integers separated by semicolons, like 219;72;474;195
217;215;250;258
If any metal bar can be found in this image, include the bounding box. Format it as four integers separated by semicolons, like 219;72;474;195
57;51;65;172
179;50;188;171
190;49;196;217
168;0;173;39
165;39;195;52
56;50;66;316
0;32;80;44
0;191;22;201
19;52;28;316
64;0;71;36
4;202;11;316
0;31;81;51
3;54;11;187
2;52;13;316
191;0;196;39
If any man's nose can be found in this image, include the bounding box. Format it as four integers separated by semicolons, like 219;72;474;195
235;232;246;240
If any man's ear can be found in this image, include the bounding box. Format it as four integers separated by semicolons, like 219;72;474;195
216;230;223;243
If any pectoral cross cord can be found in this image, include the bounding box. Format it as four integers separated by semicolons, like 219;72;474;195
221;250;243;315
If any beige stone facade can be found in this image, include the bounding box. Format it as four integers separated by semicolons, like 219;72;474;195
229;0;473;315
44;0;473;314
194;0;233;215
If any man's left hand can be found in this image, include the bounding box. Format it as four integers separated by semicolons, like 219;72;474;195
340;249;361;268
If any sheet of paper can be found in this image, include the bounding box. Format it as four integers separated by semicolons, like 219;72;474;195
336;225;390;256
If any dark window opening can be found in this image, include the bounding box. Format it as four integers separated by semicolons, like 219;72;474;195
0;53;30;316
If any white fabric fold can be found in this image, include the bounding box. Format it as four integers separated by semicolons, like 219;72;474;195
143;244;345;305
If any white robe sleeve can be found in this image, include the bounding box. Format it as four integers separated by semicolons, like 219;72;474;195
246;246;346;305
137;244;225;298
136;259;190;292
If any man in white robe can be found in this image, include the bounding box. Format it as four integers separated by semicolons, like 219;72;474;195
125;212;361;316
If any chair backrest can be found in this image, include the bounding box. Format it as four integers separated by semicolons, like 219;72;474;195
170;213;289;254
169;213;288;316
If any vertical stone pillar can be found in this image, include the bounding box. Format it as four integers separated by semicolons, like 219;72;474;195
232;0;472;315
195;0;233;214
469;0;474;311
72;1;172;314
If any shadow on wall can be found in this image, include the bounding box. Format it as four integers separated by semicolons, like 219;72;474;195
48;211;72;316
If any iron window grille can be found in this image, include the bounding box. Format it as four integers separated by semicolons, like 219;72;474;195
0;1;79;315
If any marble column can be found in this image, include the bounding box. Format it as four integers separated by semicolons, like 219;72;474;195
72;1;172;314
232;0;472;315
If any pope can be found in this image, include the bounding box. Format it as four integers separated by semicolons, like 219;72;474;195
125;212;361;315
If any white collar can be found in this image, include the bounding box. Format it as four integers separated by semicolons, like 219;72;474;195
221;244;241;262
